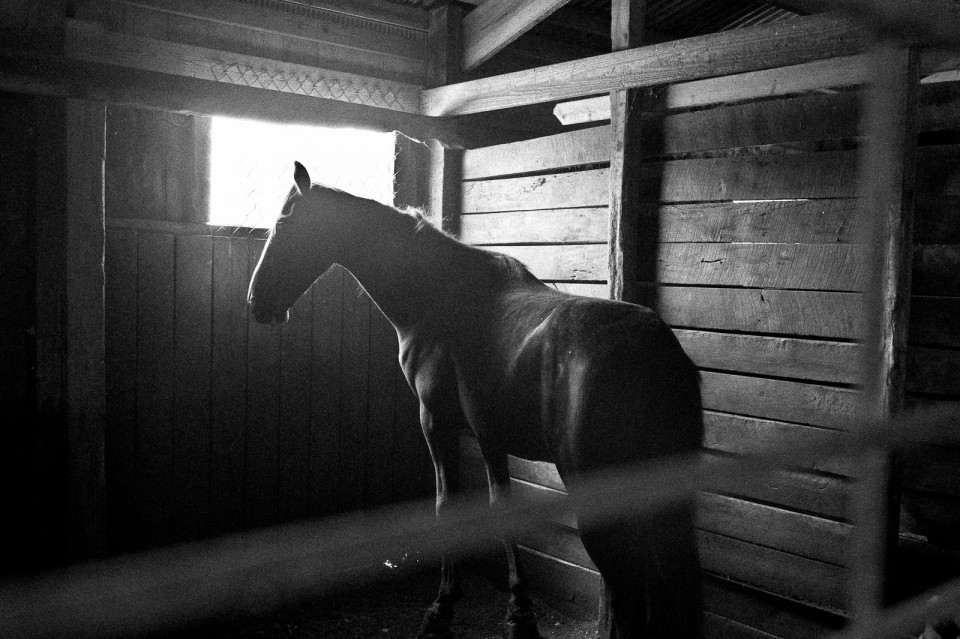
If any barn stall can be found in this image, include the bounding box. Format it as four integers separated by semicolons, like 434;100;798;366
1;1;960;638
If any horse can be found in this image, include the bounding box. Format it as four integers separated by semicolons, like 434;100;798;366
248;162;704;639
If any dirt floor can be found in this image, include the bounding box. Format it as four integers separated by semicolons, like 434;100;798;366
161;561;597;639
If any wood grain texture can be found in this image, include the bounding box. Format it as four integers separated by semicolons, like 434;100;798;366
279;291;314;521
701;372;860;431
460;208;608;245
657;286;862;339
461;169;608;213
422;12;870;116
172;234;213;541
311;267;345;516
492;244;608;282
461;126;608;180
461;0;573;71
676;329;860;384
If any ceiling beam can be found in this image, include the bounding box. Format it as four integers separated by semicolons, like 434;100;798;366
461;0;575;71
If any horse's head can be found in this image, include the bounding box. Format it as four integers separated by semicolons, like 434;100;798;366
248;162;346;325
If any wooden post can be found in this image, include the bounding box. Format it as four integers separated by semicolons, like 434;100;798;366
848;43;919;619
608;0;646;303
65;98;108;559
426;3;464;235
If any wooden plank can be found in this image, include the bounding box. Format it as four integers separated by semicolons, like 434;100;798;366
461;169;608;213
461;127;608;180
210;236;249;533
550;282;609;299
675;329;860;384
135;231;176;548
917;145;960;197
278;288;313;521
698;530;848;613
518;546;602;620
703;411;855;476
519;522;596;572
104;228;138;552
65;99;108;558
643;150;859;202
914;244;960;296
902;445;960;496
702;577;845;639
900;490;960;547
340;274;371;510
658;243;865;292
704;613;780;639
421;12;871;116
907;347;960;396
920;80;960;132
701;371;860;431
106;216;269;238
492;244;608;282
697;493;851;566
460;208;608;245
311;267;345;516
656;200;863;244
427;142;463;235
246;237;281;528
657;286;862;339
427;2;463;88
910;295;960;348
461;0;573;71
367;306;400;507
172;234;213;541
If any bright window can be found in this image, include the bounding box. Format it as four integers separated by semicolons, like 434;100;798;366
208;117;396;228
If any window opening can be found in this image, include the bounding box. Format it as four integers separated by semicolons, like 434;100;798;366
208;116;395;228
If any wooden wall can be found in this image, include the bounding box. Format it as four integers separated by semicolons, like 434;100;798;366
456;77;960;637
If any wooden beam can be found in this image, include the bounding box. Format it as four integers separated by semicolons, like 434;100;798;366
608;0;646;303
461;0;575;71
422;11;873;116
848;44;920;618
66;98;107;559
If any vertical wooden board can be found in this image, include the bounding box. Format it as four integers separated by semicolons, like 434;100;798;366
161;111;194;223
139;108;166;220
367;306;400;507
311;266;344;516
246;237;281;528
172;234;212;541
210;235;248;533
135;232;176;548
104;104;141;219
279;289;313;522
104;228;138;552
340;274;371;510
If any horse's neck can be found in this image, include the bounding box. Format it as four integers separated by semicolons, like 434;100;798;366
337;201;466;330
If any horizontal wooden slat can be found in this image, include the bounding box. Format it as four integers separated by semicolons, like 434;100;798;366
106;217;269;238
492;244;607;282
903;445;960;495
698;530;848;613
460;208;607;245
710;462;849;521
703;577;845;639
461;169;607;213
461;0;573;71
914;244;960;296
519;521;596;571
462;126;608;180
656;200;863;244
910;296;960;348
703;411;855;476
676;329;860;385
421;12;870;116
701;372;859;430
900;489;960;548
549;282;609;299
704;612;780;639
907;347;960;396
657;286;862;340
643;150;859;202
518;546;601;620
697;493;850;566
658;243;865;292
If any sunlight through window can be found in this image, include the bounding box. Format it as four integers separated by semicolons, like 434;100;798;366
208;117;395;228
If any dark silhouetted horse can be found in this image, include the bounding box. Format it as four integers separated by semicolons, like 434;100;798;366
248;162;703;639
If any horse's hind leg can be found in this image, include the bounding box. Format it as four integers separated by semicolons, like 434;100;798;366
419;404;464;639
486;454;540;639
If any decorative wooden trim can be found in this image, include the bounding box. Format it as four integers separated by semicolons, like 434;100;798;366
65;20;421;113
66;99;108;559
461;0;574;72
422;12;872;116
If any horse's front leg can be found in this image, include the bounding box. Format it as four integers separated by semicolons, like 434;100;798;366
487;454;541;639
419;403;464;639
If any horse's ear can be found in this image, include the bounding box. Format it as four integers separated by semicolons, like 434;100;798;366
293;161;311;194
